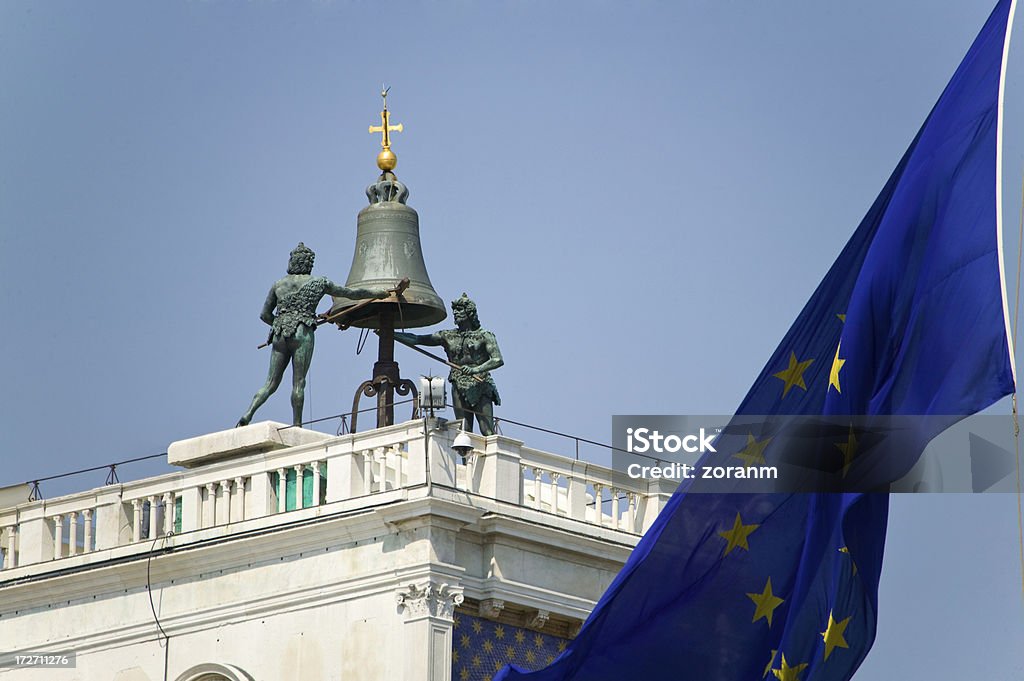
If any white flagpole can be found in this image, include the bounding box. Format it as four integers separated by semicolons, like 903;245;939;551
997;0;1019;382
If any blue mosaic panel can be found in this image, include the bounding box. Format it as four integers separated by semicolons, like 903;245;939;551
452;611;570;681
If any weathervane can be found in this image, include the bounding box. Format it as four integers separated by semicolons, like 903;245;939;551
369;84;403;172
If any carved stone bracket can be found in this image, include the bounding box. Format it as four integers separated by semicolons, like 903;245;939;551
478;598;505;620
527;609;550;631
395;582;465;621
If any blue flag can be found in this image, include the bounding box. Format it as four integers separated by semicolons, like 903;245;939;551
494;1;1016;679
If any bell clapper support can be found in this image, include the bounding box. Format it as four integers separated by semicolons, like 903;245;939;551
318;278;409;330
254;278;409;349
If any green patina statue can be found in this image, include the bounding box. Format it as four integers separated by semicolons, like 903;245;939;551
237;243;387;427
396;293;504;435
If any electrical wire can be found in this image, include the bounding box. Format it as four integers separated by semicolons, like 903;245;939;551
146;528;172;681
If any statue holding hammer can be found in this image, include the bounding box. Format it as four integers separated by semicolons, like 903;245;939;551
237;243;389;427
395;293;504;435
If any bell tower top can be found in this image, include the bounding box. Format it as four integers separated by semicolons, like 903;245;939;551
368;85;403;173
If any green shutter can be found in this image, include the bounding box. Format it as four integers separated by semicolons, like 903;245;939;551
272;466;323;511
285;468;297;511
302;467;314;507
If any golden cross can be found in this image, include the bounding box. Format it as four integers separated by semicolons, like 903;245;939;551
368;85;403;150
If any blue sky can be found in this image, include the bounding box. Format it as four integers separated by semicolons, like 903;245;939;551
2;1;1023;678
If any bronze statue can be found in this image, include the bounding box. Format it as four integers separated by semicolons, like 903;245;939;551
395;293;504;435
238;243;387;427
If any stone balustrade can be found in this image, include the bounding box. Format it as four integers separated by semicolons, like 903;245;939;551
0;419;675;577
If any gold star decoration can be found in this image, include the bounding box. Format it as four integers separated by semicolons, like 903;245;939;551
829;342;846;393
821;610;852;661
773;352;814;398
763;649;778;678
747;577;785;627
836;313;846;323
459;667;470;681
734;433;773;467
835;425;858;476
719;512;760;556
771;653;809;681
838;546;859;575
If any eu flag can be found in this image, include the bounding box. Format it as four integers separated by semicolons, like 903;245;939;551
495;1;1017;679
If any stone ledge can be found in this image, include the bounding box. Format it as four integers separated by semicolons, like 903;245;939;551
168;421;332;468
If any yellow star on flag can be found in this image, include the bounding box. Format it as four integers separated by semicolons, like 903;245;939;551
771;653;809;681
829;341;846;393
747;577;785;627
719;512;760;556
836;313;846;322
763;649;778;678
838;546;859;575
772;352;814;398
733;433;772;467
835;425;858;476
821;610;852;660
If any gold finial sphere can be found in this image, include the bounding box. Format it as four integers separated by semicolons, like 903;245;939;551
377;149;397;171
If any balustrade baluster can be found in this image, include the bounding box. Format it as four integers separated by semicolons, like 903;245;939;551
611;489;621;529
68;512;78;556
83;509;94;552
205;483;217;527
550;473;561;514
234;478;245;520
293;466;305;508
53;514;64;558
162;494;173;535
131;500;142;542
276;468;287;512
148;496;159;538
361;451;373;495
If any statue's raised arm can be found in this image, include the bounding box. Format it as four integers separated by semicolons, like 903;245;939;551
237;242;388;427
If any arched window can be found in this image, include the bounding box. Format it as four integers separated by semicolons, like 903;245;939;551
174;663;251;681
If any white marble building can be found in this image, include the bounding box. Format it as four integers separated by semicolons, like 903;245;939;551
0;419;674;680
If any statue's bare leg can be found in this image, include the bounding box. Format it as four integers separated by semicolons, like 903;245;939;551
238;344;290;427
450;391;473;433
289;325;315;426
476;401;495;437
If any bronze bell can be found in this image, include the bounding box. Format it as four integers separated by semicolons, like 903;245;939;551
328;172;446;328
